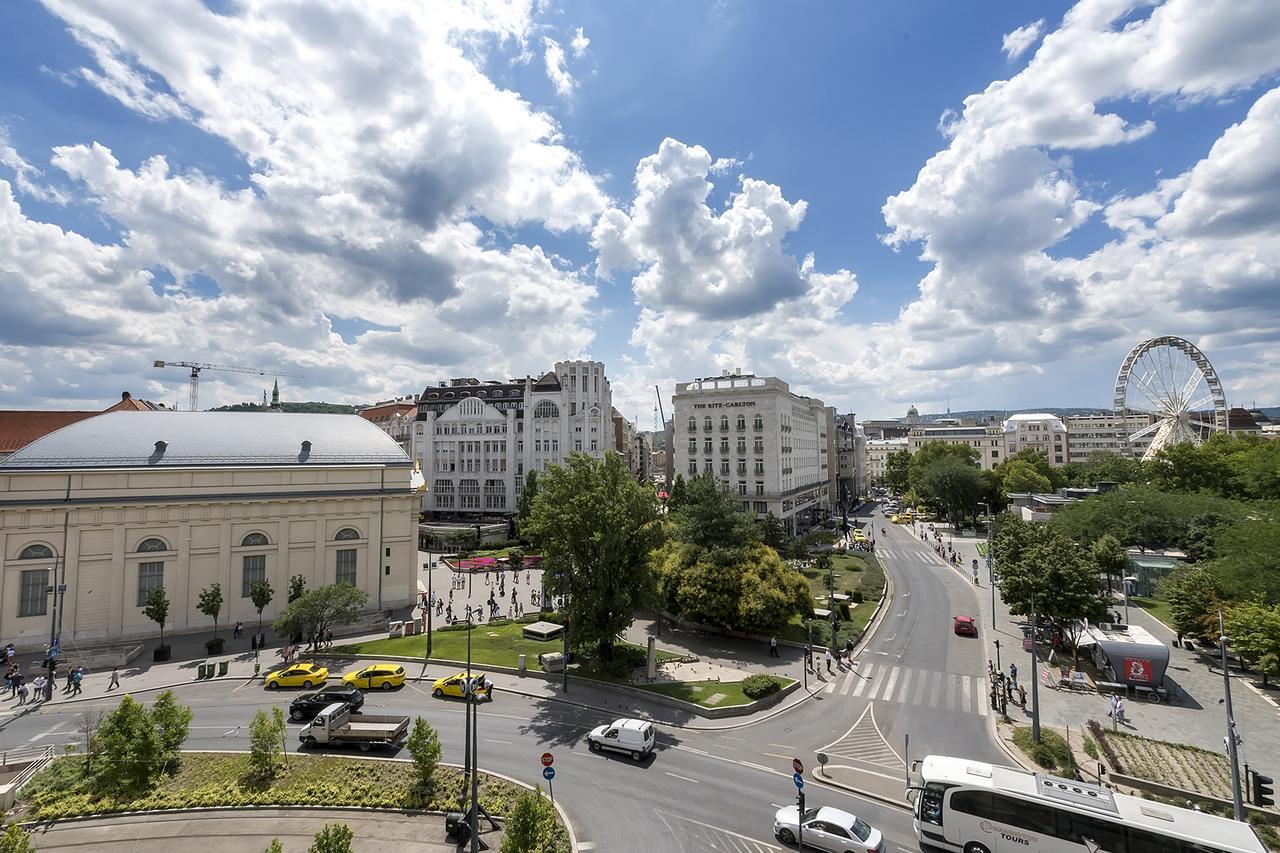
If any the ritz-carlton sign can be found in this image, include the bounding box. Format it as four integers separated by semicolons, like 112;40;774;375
692;401;758;408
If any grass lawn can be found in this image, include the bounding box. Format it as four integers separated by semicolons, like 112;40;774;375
18;752;551;828
1130;595;1173;629
636;677;796;709
334;620;682;672
777;553;886;646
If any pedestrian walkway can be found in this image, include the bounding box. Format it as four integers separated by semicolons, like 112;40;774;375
818;661;989;718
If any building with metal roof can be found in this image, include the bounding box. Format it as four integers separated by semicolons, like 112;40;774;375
0;412;417;649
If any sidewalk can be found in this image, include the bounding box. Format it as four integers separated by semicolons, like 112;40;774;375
937;523;1280;768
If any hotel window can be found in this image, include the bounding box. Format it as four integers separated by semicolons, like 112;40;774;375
137;562;164;606
737;439;746;454
688;462;698;475
737;415;746;431
737;461;747;475
19;569;49;617
754;438;764;453
720;415;729;431
704;440;713;454
688;417;696;432
738;481;747;495
242;555;266;597
703;462;713;474
756;482;765;496
689;439;697;454
720;440;729;453
754;415;764;431
720;461;729;475
704;416;713;431
754;460;764;475
753;501;768;513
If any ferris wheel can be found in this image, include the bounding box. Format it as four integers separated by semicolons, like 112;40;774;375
1113;335;1229;460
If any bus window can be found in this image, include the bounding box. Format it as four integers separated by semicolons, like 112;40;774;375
918;783;947;826
1060;813;1125;851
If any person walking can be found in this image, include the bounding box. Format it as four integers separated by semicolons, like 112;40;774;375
824;648;834;674
768;636;780;658
108;667;120;691
71;667;83;695
31;675;46;702
1108;693;1119;721
233;621;244;639
16;681;28;705
1018;684;1027;710
11;670;24;701
1115;697;1126;725
1009;662;1018;687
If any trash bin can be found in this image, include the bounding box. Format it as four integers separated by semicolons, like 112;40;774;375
217;660;229;677
445;812;470;842
518;654;526;674
388;620;404;638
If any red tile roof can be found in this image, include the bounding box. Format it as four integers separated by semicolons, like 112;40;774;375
0;411;100;455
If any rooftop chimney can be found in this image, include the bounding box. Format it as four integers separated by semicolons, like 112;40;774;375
154;440;167;453
122;391;132;400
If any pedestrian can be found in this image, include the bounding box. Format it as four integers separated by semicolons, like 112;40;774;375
324;628;332;647
824;648;834;674
108;667;120;691
3;665;11;696
1018;684;1026;710
1108;693;1119;721
1009;662;1018;686
446;604;454;623
804;644;813;672
844;637;855;660
16;682;27;705
233;621;244;639
12;670;24;700
32;675;46;701
71;667;83;695
988;659;994;676
1115;697;1126;724
768;636;780;658
43;670;54;701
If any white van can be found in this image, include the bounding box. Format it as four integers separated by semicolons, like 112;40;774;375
587;718;655;761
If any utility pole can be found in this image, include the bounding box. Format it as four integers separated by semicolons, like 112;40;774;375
1030;592;1041;742
424;561;433;661
1220;610;1244;821
560;566;569;693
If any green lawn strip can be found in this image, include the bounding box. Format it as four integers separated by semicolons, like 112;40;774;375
1130;595;1174;630
334;621;683;671
778;551;886;646
635;677;796;709
18;752;560;835
976;542;990;557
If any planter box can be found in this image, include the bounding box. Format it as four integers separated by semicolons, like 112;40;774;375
205;638;225;655
153;646;171;662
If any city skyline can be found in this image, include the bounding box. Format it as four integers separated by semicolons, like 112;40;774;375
2;1;1279;422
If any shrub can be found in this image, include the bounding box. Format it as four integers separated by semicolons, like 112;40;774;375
741;674;782;700
0;822;33;853
837;602;851;621
1013;726;1073;772
501;787;569;853
852;591;864;603
407;717;442;792
308;823;353;853
248;708;285;781
1087;720;1125;773
1082;735;1098;760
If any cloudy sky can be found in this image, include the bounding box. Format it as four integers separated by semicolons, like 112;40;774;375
2;0;1278;421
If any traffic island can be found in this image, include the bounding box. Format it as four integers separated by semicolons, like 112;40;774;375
15;752;570;851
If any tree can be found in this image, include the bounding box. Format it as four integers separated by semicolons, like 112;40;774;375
524;452;664;662
667;473;688;511
655;541;809;632
996;528;1108;664
150;690;193;770
884;448;911;495
248;707;286;780
272;584;369;644
673;474;758;558
1224;600;1280;688
288;574;307;603
91;695;163;794
1162;566;1223;641
917;456;984;530
144;586;170;649
1209;517;1280;604
264;842;284;853
509;549;524;577
308;823;354;853
406;717;442;792
1090;534;1127;595
757;512;789;551
250;578;275;637
1076;451;1143;487
198;582;224;641
500;787;566;853
517;470;540;530
0;823;33;853
1146;441;1234;496
999;459;1052;495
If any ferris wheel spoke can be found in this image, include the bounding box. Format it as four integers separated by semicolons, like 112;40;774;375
1153;347;1181;409
1128;419;1166;442
1187;419;1221;431
1132;369;1173;413
1186;394;1215;413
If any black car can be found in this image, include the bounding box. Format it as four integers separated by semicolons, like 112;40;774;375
288;686;364;721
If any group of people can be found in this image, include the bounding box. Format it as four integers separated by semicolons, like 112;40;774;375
422;562;548;627
801;637;857;674
3;660;102;704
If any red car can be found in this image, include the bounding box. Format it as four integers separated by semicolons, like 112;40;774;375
953;615;977;637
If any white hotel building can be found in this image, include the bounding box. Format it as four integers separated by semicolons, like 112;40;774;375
411;361;614;517
671;373;834;533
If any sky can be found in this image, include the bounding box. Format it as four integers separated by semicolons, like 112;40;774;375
1;0;1278;422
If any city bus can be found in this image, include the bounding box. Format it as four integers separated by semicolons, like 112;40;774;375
907;755;1266;853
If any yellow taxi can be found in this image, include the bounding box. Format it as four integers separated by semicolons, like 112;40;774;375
852;529;867;543
341;663;406;691
264;662;329;690
432;671;493;701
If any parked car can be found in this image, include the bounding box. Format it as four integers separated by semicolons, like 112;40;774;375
341;663;406;690
953;615;978;637
289;686;364;721
773;804;884;852
587;718;655;761
264;662;329;690
432;671;493;701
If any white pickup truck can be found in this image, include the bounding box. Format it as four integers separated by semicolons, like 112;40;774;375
298;703;410;751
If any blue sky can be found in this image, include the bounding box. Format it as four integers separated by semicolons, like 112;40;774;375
1;0;1278;420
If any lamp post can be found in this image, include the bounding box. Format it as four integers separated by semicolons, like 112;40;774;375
560;565;570;694
423;561;433;661
1220;611;1245;821
1030;592;1041;742
979;502;997;664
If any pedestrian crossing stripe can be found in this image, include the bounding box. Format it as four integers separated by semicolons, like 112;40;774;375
831;662;992;716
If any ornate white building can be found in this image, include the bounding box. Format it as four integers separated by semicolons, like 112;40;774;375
412;361;614;517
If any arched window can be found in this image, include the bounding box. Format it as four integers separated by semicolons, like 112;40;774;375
703;416;712;431
137;538;169;553
444;392;454;399
754;415;764;431
534;401;559;419
18;544;54;560
241;532;270;547
720;415;729;431
477;390;487;398
427;392;439;400
687;417;697;433
335;528;361;541
737;415;746;431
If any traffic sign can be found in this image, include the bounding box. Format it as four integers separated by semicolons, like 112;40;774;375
543;766;556;781
792;757;804;775
793;772;804;789
541;752;554;767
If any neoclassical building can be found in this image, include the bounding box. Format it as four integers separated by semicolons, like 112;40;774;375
412;360;615;517
0;412;416;646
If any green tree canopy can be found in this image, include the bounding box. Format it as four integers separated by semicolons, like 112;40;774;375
1050;485;1242;549
250;579;274;635
999;459;1052;495
884;448;911;495
917;455;984;529
197;582;224;639
1161;565;1224;640
672;474;758;558
908;442;979;494
308;823;354;853
667;473;688;510
150;690;193;770
406;717;442;792
524;452;664;662
516;470;539;530
757;512;789;551
271;583;369;641
1090;534;1127;592
1224;599;1280;687
90;695;164;794
655;541;809;632
1209;517;1280;604
143;586;170;647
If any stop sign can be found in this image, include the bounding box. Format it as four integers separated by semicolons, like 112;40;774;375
541;752;554;767
792;758;804;775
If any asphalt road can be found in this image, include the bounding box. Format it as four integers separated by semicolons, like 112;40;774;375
0;503;1003;853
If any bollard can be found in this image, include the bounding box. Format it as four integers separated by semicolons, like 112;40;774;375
254;661;261;677
518;653;526;674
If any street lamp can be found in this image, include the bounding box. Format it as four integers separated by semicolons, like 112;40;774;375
1220;611;1245;820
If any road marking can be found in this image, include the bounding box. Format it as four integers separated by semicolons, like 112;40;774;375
881;666;900;701
484;739;513;745
961;674;972;712
824;681;835;694
723;735;747;742
763;752;793;761
767;743;795;750
576;843;596;851
852;663;873;698
912;670;928;705
895;669;913;704
929;671;943;708
839;669;855;696
665;771;700;784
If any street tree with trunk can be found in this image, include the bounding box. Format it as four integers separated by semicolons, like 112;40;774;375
524;452;664;663
1224;600;1280;688
1090;534;1127;595
271;584;368;644
150;690;193;771
250;579;274;638
1161;565;1224;641
143;586;170;651
917;455;984;530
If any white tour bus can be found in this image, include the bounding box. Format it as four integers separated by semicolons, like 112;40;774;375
907;755;1266;853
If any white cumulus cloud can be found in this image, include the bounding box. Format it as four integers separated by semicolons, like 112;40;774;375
570;26;590;57
1001;19;1044;60
543;36;575;98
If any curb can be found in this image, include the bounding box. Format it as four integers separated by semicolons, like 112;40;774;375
18;753;580;847
22;674;252;707
811;770;911;812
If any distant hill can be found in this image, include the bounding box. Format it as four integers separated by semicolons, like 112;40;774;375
211;402;357;414
917;407;1108;422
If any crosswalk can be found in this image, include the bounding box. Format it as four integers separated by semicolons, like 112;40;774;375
821;661;989;716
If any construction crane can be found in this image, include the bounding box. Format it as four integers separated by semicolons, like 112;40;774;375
153;360;304;412
654;384;667;440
